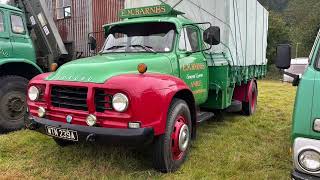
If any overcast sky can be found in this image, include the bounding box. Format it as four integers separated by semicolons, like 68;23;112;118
0;0;10;4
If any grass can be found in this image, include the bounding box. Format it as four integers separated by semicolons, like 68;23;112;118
0;80;296;179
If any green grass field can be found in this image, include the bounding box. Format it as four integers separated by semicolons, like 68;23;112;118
0;80;296;179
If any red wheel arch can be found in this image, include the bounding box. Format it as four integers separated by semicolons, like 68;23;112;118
233;79;257;103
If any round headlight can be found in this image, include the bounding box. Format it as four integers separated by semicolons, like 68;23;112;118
86;114;97;126
112;93;129;112
38;107;46;118
299;150;320;172
28;86;40;101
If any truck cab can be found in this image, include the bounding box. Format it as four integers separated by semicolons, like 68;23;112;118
26;3;267;172
276;30;320;179
0;4;42;132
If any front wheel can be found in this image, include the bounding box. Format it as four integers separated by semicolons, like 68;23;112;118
152;99;192;173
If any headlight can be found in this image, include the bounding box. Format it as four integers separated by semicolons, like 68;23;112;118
298;150;320;172
112;93;129;112
314;119;320;132
86;114;97;126
28;86;40;101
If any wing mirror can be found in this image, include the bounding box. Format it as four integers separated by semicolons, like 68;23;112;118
275;44;292;69
88;36;97;51
203;26;220;45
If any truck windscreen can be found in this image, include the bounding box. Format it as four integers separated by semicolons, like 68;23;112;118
101;22;176;53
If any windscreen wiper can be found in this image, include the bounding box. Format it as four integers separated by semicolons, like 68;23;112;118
130;44;157;54
106;45;126;50
100;45;126;54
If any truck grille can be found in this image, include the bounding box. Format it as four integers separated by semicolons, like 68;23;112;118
95;89;113;112
51;86;88;111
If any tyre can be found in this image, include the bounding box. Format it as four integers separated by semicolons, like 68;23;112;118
0;76;29;132
152;99;192;173
242;81;258;116
53;138;75;147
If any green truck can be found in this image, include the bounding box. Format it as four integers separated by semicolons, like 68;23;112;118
276;30;320;179
26;1;268;172
0;1;71;132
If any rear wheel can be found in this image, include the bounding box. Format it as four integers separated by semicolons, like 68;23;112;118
152;99;192;173
0;76;29;132
242;81;258;116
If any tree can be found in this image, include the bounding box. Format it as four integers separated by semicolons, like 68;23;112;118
267;12;290;65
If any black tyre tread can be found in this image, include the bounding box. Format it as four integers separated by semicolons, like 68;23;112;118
152;98;191;173
0;75;29;132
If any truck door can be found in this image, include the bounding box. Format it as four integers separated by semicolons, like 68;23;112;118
0;10;12;58
9;13;30;59
178;25;208;104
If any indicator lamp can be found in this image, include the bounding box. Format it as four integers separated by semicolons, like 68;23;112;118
137;63;147;74
50;63;58;72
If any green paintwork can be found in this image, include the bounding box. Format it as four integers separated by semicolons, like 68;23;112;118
0;4;42;75
119;3;184;19
46;53;174;83
292;30;320;141
47;12;266;108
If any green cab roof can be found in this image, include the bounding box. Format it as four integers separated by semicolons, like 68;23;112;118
0;3;22;12
103;16;193;32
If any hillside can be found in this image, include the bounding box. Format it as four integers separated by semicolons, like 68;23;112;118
259;0;320;64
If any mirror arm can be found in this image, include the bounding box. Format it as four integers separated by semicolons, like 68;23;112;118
281;70;300;86
281;69;299;79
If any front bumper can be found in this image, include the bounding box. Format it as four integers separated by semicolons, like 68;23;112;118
292;170;319;180
27;116;154;145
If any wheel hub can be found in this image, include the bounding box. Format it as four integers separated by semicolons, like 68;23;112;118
178;124;189;152
171;115;189;160
4;93;26;120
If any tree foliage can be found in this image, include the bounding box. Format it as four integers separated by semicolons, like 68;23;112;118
259;0;319;64
267;12;290;64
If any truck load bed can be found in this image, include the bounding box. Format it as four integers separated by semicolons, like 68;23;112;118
125;0;269;109
125;0;268;67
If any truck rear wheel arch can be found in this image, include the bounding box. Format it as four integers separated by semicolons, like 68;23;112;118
0;62;42;80
172;89;197;139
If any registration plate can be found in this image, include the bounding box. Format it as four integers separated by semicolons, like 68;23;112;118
45;126;78;141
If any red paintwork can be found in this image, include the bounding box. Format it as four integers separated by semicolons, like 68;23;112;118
171;115;187;160
27;73;193;136
233;80;255;102
251;87;257;112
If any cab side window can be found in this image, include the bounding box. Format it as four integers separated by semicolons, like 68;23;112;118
179;26;200;52
11;15;25;34
0;12;4;32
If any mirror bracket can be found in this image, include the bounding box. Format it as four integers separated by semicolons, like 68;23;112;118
88;36;97;51
282;70;300;86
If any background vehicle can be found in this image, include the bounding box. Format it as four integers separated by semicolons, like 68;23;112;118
0;0;73;132
26;0;268;172
275;30;320;179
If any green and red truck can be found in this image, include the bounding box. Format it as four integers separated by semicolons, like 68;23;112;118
26;0;268;172
276;30;320;179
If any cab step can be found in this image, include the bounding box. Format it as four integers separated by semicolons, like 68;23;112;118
197;112;215;123
226;100;242;113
